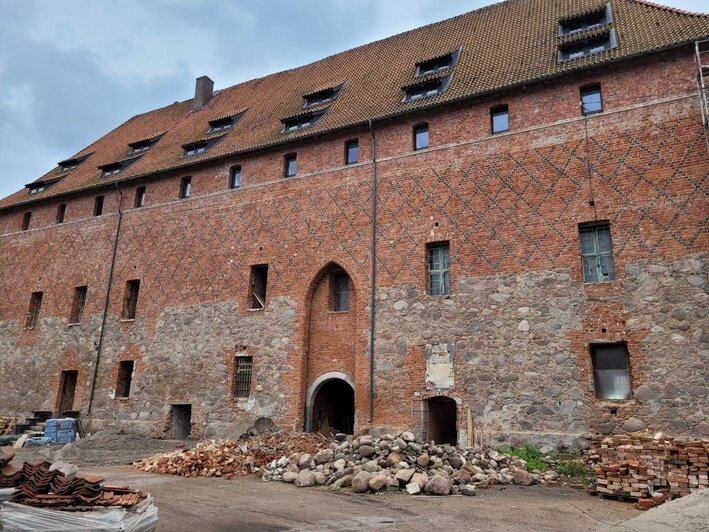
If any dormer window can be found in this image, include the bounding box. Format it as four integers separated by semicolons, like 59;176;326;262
57;154;89;173
28;184;47;195
128;134;162;155
304;85;342;108
558;30;616;62
559;4;611;36
181;136;224;158
403;76;451;102
415;49;460;77
98;158;136;177
26;177;61;195
282;110;325;133
208;113;243;133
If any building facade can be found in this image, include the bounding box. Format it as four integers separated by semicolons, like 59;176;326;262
1;0;708;449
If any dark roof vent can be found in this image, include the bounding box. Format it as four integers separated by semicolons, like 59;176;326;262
193;76;214;111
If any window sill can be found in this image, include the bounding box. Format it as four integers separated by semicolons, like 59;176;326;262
115;396;130;401
246;307;264;312
23;327;36;331
119;318;136;323
66;323;81;327
328;310;349;314
234;396;250;402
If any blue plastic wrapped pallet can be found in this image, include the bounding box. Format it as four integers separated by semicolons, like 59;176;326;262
43;418;77;444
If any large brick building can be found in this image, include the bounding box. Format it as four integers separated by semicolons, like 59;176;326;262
1;0;708;449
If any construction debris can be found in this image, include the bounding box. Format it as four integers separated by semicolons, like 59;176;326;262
133;432;327;478
260;431;560;495
0;417;17;436
585;431;709;509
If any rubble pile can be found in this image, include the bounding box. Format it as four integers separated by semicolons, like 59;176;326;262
133;432;327;478
586;432;709;509
260;431;559;496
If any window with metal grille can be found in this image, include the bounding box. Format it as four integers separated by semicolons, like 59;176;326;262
331;271;350;311
248;265;268;309
428;243;451;295
230;165;241;189
345;139;359;165
413;123;429;150
491;105;509;134
234;356;253;397
180;177;192;199
25;291;43;328
580;85;603;115
135;186;146;208
590;343;631;400
94;196;104;216
56;204;67;224
70;286;88;324
22;212;32;230
122;280;140;320
116;360;134;398
579;223;615;283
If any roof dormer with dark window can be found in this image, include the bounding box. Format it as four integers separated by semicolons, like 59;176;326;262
557;4;616;62
415;49;461;77
559;4;612;36
208;111;244;133
25;177;62;195
303;84;343;108
281;110;327;133
57;154;90;173
128;134;163;155
181;135;225;158
98;157;138;177
403;75;452;102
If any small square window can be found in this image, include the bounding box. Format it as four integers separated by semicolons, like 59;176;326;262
284;154;297;177
427;243;451;295
22;212;32;231
122;280;140;320
180;177;192;199
590;343;631;400
579;222;616;283
491;105;509;134
25;291;43;328
116;360;135;398
94;196;104;216
414;124;429;151
230;165;242;189
56;204;67;224
135;186;146;208
581;85;603;115
345;140;359;165
69;286;88;324
234;356;253;397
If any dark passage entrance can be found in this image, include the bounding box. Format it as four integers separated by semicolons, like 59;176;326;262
170;404;192;439
58;370;78;414
311;379;354;436
424;396;457;445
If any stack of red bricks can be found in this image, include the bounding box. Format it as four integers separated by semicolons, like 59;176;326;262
586;432;709;509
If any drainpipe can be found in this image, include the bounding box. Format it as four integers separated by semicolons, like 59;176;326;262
368;119;378;424
87;182;124;415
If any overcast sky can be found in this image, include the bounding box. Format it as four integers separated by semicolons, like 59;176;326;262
0;0;706;199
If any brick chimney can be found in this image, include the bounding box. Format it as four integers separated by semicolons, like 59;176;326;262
193;76;214;110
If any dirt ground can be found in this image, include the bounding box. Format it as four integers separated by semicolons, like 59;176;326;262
9;444;644;532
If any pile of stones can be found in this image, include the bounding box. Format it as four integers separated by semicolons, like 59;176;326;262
260;431;559;496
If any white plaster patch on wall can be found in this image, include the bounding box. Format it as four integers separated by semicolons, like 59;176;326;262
425;342;454;389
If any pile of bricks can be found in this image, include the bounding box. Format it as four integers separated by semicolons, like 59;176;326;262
0;416;16;436
0;447;21;488
586;432;709;509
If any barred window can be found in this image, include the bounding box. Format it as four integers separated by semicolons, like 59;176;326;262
428;243;451;295
234;356;253;397
25;292;43;328
591;343;631;400
70;286;88;324
579;223;616;283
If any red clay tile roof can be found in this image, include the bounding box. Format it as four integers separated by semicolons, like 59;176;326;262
2;0;708;209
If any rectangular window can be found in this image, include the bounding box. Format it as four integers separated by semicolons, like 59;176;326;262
69;286;88;324
94;196;104;216
180;177;192;199
579;223;616;283
591;343;631;400
414;124;429;151
22;212;32;231
284;153;297;177
25;291;43;328
581;85;603;115
234;356;253;397
122;280;140;320
403;76;451;102
230;165;241;189
56;204;67;224
135;186;146;208
248;265;268;309
491;105;509;134
345;139;359;165
282;111;325;132
558;30;616;62
331;271;350;311
559;5;611;36
428;243;451;295
116;360;134;398
415;51;459;76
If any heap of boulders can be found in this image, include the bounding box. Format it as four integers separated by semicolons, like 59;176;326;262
259;431;559;496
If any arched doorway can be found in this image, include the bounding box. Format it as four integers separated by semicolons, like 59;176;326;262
305;372;355;435
423;396;457;445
